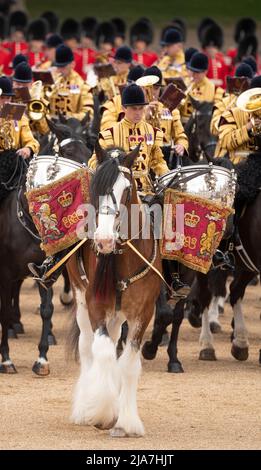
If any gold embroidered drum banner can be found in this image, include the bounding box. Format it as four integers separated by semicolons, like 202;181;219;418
26;168;90;256
160;189;233;274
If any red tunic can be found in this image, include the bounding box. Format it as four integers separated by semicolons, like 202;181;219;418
74;48;96;79
28;51;46;68
0;46;13;75
132;50;158;67
205;51;228;89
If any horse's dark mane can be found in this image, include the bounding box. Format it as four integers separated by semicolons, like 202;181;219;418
90;147;126;208
0;150;27;203
235;152;261;203
93;254;117;303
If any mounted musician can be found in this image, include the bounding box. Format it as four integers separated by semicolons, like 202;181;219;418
157;28;187;83
215;76;261;164
0;76;39;158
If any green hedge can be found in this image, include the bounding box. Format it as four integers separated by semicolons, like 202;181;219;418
26;0;261;24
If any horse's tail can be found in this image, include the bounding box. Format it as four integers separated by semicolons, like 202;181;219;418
93;253;117;304
66;310;80;362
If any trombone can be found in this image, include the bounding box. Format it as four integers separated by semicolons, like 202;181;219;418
28;80;47;121
136;75;161;127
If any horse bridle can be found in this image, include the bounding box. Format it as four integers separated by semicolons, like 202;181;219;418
97;164;133;218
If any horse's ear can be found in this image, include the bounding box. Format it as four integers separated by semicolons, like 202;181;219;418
124;144;141;169
189;95;200;110
58;112;67;125
46;117;56;134
81;112;90;127
95;139;107;164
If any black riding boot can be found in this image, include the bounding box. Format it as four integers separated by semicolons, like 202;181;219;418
28;249;68;289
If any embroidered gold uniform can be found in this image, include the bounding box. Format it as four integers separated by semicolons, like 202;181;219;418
147;102;188;150
49;69;94;120
0;115;39;154
157;51;187;82
179;76;221;123
215;106;257;164
100;71;128;101
100;94;123;131
210;93;236;138
88;117;169;194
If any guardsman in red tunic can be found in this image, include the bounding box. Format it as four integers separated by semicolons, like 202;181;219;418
111;17;126;48
200;23;227;90
95;21;116;58
60;18;85;79
130;19;158;67
27;19;47;68
3;11;28;64
0;15;12;76
79;17;97;80
40;11;59;36
225;18;257;75
81;17;98;50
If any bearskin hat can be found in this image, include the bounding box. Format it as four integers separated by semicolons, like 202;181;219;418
201;23;224;49
111;17;126;39
172;18;187;42
8;10;28;34
234;17;256;44
27;18;48;41
236;35;258;62
197;17;217;44
81;17;98;39
60;18;81;42
41;11;59;34
130;19;153;46
95;21;116;48
0;14;7;40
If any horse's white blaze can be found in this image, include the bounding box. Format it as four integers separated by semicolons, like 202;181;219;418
232;298;249;348
72;330;119;427
208;296;221;327
112;342;144;437
71;288;94;425
94;172;130;248
199;308;214;350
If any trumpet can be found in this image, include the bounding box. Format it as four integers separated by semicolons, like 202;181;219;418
237;87;261;136
136;75;161;127
28;80;47;121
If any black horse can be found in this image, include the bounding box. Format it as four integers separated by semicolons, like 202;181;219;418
185;97;217;163
0;120;91;375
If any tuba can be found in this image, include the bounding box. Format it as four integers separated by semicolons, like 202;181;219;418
28;80;46;121
237;87;261;136
136;75;161;127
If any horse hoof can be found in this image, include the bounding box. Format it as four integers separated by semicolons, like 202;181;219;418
188;312;202;328
159;332;170;347
60;291;73;306
94;418;117;430
218;305;224;315
199;348;217;361
32;361;50;376
13;322;25;334
231;343;249;361
142;341;158;360
48;334;57;346
110;427;142;438
167;362;184;373
8;328;18;339
210;322;222;334
0;362;17;374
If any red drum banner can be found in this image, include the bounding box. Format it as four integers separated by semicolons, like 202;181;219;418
161;189;233;274
26;168;90;256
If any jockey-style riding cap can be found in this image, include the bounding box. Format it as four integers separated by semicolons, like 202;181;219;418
13;62;33;83
187;52;209;73
161;28;183;46
235;63;254;79
54;44;74;67
12;53;28;69
114;46;132;63
127;65;144;83
122;83;148;107
0;76;15;96
46;33;63;49
143;65;162;86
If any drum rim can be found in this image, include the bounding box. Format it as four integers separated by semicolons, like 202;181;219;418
31;155;84;169
158;164;233;182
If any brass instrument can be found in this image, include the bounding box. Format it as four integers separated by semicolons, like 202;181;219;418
28;80;46;121
237;87;261;136
136;75;161;127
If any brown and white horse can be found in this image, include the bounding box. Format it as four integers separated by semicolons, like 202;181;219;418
67;143;162;437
